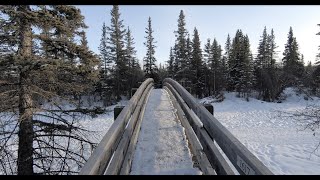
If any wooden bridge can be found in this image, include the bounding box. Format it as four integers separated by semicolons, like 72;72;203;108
79;78;273;175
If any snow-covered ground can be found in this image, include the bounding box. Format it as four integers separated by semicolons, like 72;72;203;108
78;99;128;144
200;88;320;175
0;99;126;175
130;89;201;175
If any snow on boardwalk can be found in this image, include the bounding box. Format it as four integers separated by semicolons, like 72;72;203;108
130;89;201;175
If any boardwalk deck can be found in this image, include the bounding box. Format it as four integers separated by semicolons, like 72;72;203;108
130;89;202;175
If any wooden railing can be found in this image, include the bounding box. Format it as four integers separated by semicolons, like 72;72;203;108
80;77;273;175
79;78;154;175
163;78;273;175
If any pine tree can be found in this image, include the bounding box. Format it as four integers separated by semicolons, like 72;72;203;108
173;10;189;82
212;39;224;95
268;29;277;68
167;47;175;78
0;5;101;174
185;34;193;86
228;29;243;92
241;35;255;100
229;29;254;98
106;5;127;99
224;34;232;91
225;34;231;59
282;27;304;85
143;17;158;82
99;22;111;79
312;24;320;94
254;26;272;100
203;39;212;95
125;27;143;94
190;27;205;98
98;22;113;105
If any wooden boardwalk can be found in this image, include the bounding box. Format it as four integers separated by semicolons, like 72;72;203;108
130;89;201;175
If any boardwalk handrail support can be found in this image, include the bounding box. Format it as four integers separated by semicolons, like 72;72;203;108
163;78;273;175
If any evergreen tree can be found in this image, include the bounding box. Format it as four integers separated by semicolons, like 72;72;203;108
254;26;276;101
268;29;277;69
0;5;101;174
99;22;111;79
312;24;320;94
185;34;193;87
190;27;205;98
167;47;174;78
124;27;143;94
228;29;254;98
173;10;189;82
106;5;127;99
99;22;113;105
212;39;224;94
282;27;304;85
237;35;254;99
143;17;158;82
225;34;231;61
302;60;315;90
224;34;232;91
203;39;212;95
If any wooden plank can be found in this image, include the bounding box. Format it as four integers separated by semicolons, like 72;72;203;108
79;78;154;175
120;87;153;175
165;83;234;175
104;83;153;175
165;87;216;175
198;128;235;175
163;78;273;175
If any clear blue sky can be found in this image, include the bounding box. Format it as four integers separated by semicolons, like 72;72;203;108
77;5;320;66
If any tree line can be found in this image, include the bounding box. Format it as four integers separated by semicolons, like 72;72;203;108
99;6;320;104
164;10;319;101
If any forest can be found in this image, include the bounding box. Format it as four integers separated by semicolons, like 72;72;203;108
0;5;319;175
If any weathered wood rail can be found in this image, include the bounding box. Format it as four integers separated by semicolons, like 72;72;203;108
79;77;273;175
79;78;154;175
163;78;273;175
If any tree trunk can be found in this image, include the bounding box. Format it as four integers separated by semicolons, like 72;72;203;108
18;78;34;175
17;5;34;175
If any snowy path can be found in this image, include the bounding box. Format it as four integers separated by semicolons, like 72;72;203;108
130;89;201;175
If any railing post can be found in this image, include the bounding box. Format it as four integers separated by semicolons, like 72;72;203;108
203;104;214;115
114;106;125;120
131;88;138;98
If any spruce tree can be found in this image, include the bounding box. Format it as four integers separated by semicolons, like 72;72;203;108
255;27;269;100
224;34;232;91
312;24;320;93
99;22;110;79
185;34;193;87
282;27;304;84
167;47;175;78
0;5;101;174
203;39;212;95
143;17;158;82
173;10;189;82
211;39;224;95
190;27;205;98
106;5;127;99
125;27;142;93
99;22;113;105
229;29;254;98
